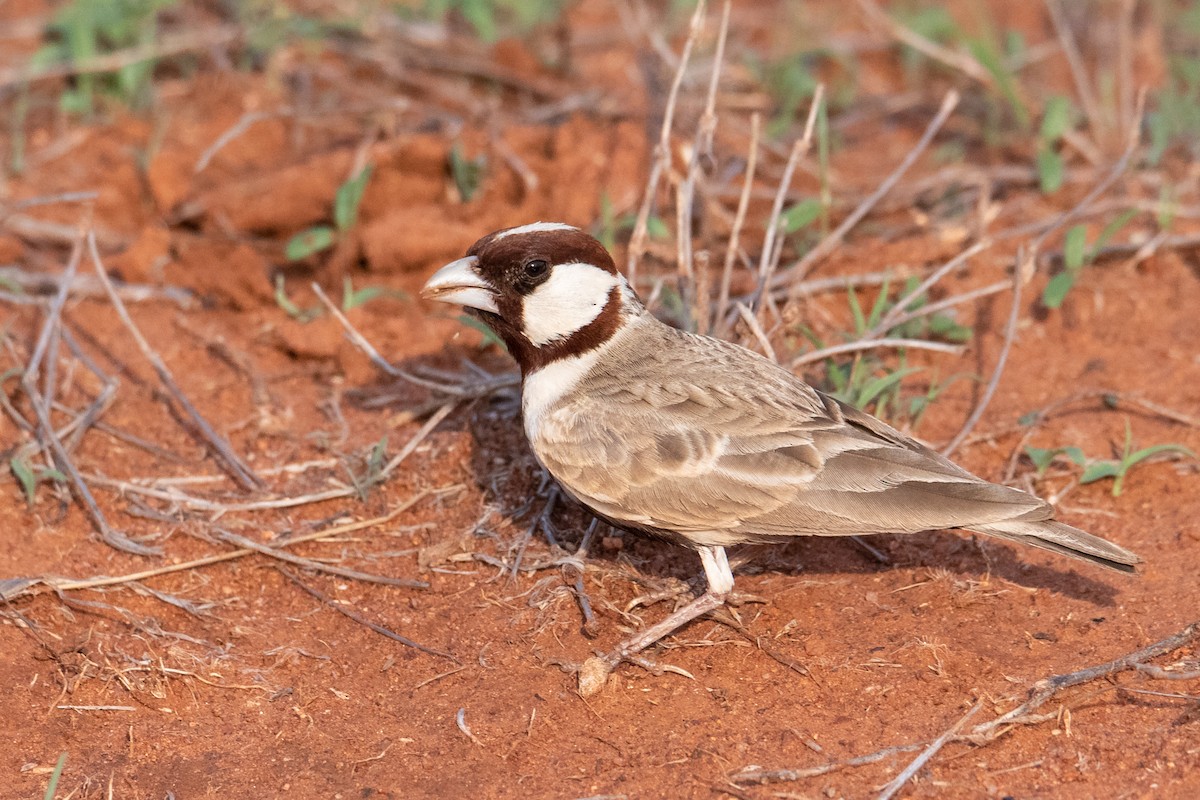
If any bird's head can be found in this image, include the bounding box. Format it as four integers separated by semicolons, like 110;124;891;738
421;222;642;374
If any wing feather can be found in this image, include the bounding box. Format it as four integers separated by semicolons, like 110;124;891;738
530;318;1052;540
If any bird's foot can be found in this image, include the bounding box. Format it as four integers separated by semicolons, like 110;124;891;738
578;589;729;696
623;578;694;614
578;652;695;695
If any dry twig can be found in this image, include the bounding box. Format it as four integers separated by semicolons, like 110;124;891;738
876;702;982;800
0;489;449;603
87;232;263;491
627;0;708;286
733;620;1200;787
279;568;458;663
0;25;241;90
15;236;154;555
771;90;961;289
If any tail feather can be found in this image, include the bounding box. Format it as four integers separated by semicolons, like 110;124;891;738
971;519;1141;574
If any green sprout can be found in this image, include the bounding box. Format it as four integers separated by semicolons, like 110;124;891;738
286;164;373;261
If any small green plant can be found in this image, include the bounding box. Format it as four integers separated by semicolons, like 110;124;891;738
746;52;821;137
965;31;1029;129
895;5;958;80
593;193;669;251
906;372;976;430
238;4;336;61
782;198;823;235
420;0;566;42
1147;5;1200;164
1080;422;1196;497
827;358;924;415
1156;183;1179;231
1025;421;1196;497
286;165;373;261
890;3;1029;130
273;275;321;322
796;279;973;422
346;436;389;501
274;274;404;322
43;752;68;800
1042;209;1137;309
10;455;67;509
1035;95;1074;194
33;0;176;114
1024;445;1087;477
448;144;487;203
340;277;406;311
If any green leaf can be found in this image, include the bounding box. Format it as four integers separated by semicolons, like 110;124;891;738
782;198;823;233
286;226;336;261
1063;224;1088;270
1089;208;1138;260
1124;443;1197;468
1041;270;1077;309
1062;446;1087;465
449;144;486;202
646;215;671;240
334;165;373;231
457;314;506;351
1024;445;1087;476
44;752;68;800
846;287;866;336
1157;183;1178;231
1036;147;1063;194
1040;95;1072;142
340;277;405;311
866;279;892;331
10;456;37;507
967;37;1029;128
927;313;973;343
857;366;923;408
1024;446;1056;474
1080;461;1121;484
342;279;384;311
460;0;498;41
273;275;321;322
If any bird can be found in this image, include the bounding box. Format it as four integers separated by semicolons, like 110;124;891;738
421;221;1141;693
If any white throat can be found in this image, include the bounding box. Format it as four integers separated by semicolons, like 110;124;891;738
521;262;620;346
521;307;642;443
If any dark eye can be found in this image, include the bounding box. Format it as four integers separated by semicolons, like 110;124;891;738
524;259;549;278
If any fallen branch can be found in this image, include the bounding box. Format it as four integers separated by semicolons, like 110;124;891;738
87;232;264;491
17;235;155;555
211;528;429;589
733;620;1200;787
0;489;448;602
966;620;1200;742
876;702;982;800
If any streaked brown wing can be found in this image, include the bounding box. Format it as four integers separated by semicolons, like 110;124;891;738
533;322;1050;540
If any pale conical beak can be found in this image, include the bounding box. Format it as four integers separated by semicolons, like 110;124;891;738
420;255;499;314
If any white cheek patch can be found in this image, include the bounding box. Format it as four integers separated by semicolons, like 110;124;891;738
521;262;619;346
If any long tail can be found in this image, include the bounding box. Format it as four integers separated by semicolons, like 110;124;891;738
971;519;1141;574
